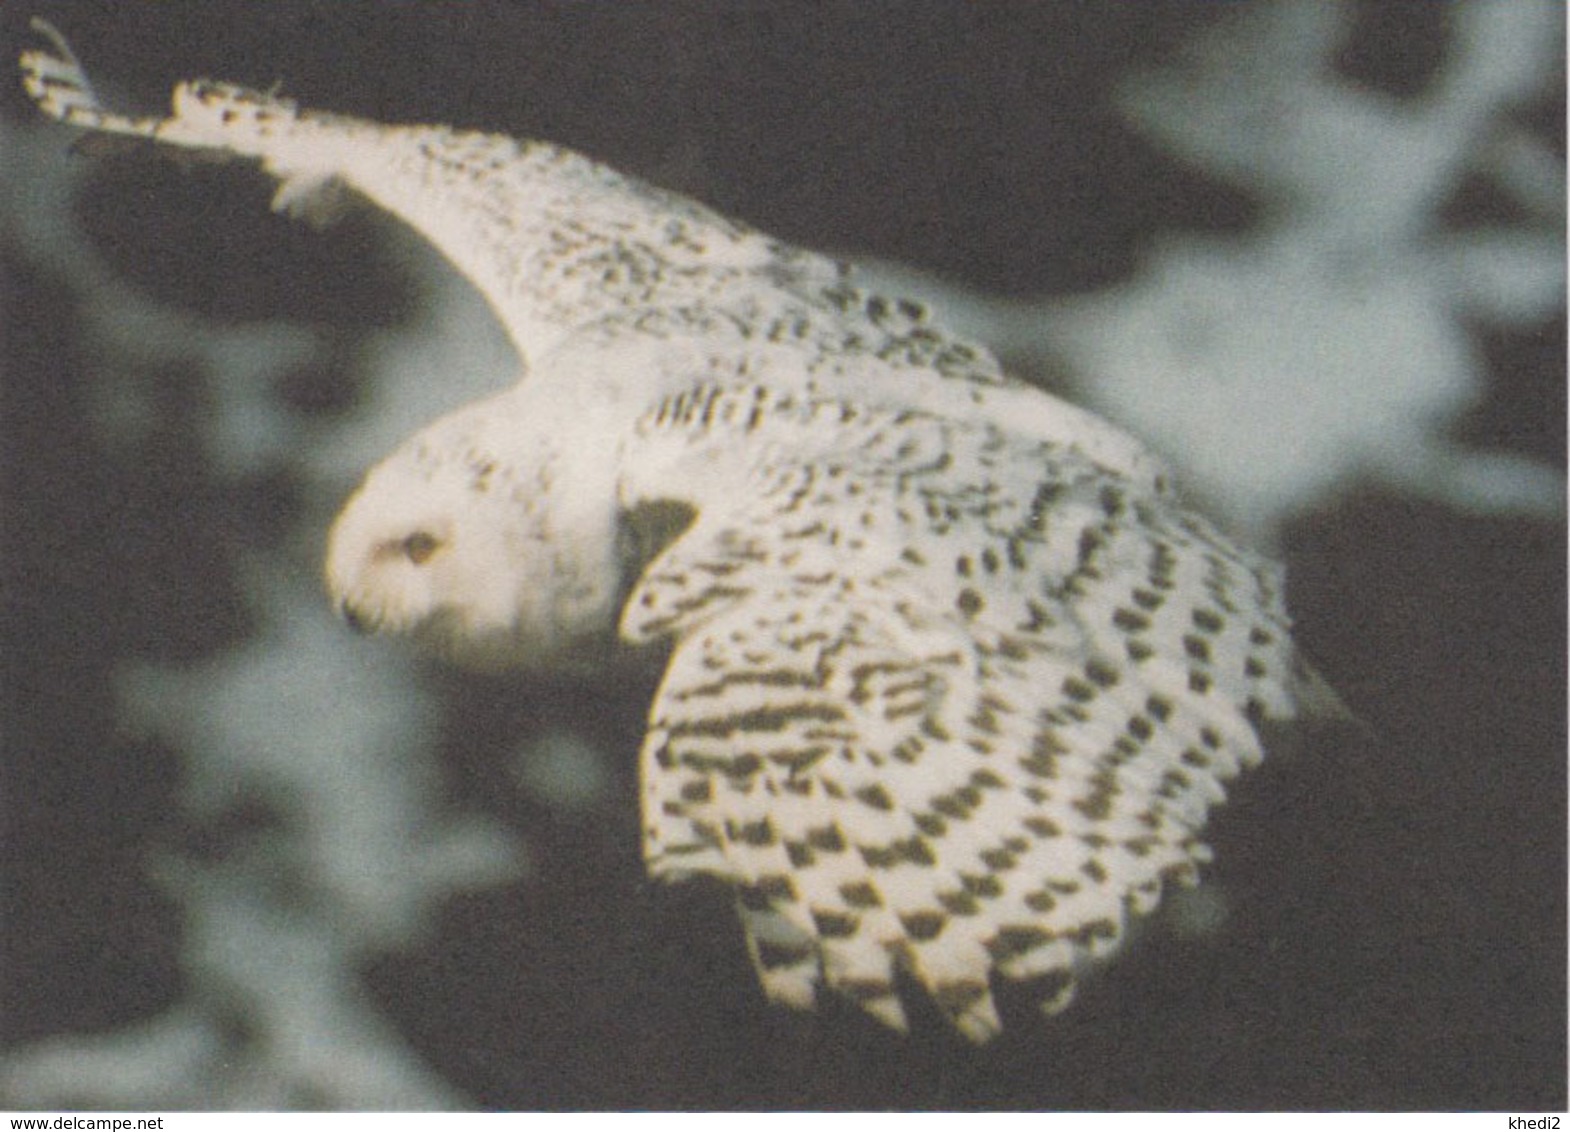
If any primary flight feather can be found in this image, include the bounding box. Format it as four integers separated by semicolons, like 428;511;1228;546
23;21;1333;1041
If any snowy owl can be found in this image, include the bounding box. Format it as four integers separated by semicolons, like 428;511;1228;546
23;23;1341;1042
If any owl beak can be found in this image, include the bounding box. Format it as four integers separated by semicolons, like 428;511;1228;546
339;599;379;635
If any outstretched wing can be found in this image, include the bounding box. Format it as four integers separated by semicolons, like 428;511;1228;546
18;23;1170;494
18;20;838;369
618;384;1305;1041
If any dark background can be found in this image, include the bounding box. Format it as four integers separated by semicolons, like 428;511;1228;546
1;1;1563;1111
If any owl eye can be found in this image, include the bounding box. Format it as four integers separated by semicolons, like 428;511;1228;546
402;531;442;565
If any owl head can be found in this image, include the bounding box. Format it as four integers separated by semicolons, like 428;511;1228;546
325;393;623;671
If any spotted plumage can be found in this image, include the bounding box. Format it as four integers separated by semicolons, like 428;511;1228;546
22;22;1336;1041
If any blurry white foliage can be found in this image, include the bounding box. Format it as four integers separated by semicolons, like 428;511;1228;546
1;108;525;1108
512;729;614;813
862;0;1565;540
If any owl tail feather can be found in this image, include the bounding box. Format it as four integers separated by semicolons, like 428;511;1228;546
1290;654;1363;732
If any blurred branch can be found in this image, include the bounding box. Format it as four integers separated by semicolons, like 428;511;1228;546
861;0;1565;542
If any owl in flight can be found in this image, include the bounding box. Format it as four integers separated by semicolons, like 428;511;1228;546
23;22;1340;1041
